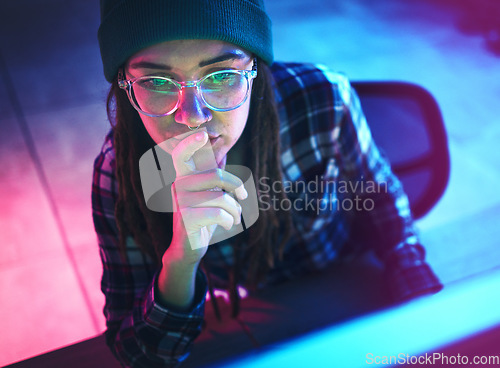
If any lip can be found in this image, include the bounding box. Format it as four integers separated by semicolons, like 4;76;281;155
208;135;221;144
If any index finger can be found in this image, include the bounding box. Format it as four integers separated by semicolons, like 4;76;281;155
159;130;203;155
162;130;218;176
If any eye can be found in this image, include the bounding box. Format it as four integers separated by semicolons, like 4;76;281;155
137;77;177;93
207;72;237;85
151;78;168;86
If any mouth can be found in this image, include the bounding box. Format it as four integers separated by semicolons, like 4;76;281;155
208;135;221;145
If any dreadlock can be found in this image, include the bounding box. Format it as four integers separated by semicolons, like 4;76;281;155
106;59;294;316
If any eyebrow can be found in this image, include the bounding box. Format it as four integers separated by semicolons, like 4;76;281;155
198;51;247;67
129;51;248;71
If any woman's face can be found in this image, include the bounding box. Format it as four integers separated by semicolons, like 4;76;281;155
124;40;255;167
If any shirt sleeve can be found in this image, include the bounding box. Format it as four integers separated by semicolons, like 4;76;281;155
91;133;207;368
327;72;443;301
269;63;442;302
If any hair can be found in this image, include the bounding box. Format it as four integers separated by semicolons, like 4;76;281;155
106;58;294;317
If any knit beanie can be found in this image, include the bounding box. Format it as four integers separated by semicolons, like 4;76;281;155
98;0;273;82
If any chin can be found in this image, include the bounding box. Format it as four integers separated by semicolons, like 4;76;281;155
213;148;228;168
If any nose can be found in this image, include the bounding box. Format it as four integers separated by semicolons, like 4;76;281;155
174;87;212;128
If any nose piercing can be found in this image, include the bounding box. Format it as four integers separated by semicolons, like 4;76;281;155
187;113;211;130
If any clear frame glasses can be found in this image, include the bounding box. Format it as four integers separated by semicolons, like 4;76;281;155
118;59;258;117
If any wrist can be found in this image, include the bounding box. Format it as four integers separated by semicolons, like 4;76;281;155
161;252;199;276
157;261;199;310
167;231;206;266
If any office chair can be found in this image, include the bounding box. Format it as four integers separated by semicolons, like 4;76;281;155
352;81;450;219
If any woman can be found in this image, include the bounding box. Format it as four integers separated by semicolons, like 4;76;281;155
93;0;442;367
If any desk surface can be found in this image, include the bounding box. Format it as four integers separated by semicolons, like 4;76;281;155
6;255;388;367
6;325;500;368
6;261;500;368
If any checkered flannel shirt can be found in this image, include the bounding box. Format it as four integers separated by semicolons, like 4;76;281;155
92;62;443;367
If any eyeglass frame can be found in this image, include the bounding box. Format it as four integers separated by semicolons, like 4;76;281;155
118;58;258;118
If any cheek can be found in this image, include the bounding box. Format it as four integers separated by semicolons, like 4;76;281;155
140;116;170;144
221;115;247;151
229;99;251;138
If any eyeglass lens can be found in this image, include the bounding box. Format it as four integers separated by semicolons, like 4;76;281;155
130;71;249;116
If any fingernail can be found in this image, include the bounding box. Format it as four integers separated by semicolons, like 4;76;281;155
196;131;206;141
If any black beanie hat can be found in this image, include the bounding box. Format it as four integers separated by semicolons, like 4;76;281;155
98;0;273;82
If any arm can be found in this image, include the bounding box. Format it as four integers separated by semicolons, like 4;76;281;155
336;82;443;301
268;62;442;301
92;133;206;368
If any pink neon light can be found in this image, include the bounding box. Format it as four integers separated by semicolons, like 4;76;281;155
206;286;248;302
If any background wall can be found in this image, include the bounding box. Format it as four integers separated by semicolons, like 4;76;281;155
0;0;499;365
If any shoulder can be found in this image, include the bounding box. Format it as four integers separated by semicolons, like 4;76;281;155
270;62;353;151
271;63;355;181
93;130;116;174
270;61;352;107
92;130;117;192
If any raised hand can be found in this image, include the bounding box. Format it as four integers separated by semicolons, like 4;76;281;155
165;130;248;264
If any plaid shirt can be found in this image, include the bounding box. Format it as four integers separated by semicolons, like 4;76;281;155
92;62;442;367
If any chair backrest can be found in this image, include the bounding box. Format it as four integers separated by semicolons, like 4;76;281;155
351;81;450;219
